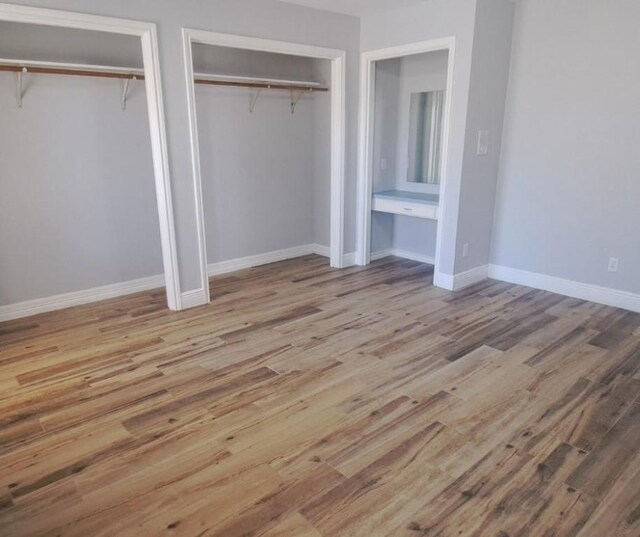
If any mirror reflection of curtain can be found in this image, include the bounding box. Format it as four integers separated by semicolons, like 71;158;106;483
408;90;445;184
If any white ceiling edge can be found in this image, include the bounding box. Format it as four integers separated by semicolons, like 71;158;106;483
278;0;431;18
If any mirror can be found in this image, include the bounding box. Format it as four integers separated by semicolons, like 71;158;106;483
407;90;445;184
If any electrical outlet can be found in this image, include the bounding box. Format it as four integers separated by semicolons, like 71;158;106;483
380;158;387;170
462;243;469;258
608;257;619;273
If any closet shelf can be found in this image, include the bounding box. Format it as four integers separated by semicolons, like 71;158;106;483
0;58;145;80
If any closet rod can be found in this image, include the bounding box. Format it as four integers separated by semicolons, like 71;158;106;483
0;60;328;91
0;59;145;78
194;79;328;92
0;63;144;80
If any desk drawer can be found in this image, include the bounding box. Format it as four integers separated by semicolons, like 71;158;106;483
372;197;438;220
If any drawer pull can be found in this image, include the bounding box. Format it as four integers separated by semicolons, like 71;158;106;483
403;207;413;211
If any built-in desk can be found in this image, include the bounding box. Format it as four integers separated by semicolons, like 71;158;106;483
372;190;439;220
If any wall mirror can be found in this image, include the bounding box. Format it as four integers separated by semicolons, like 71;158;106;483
407;90;445;184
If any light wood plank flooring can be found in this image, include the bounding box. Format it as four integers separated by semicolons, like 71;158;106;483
1;255;639;536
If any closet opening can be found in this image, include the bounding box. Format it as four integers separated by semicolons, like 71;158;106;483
356;38;456;290
0;8;178;321
183;30;346;304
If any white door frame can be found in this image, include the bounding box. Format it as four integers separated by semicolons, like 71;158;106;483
0;2;182;310
355;37;456;289
182;29;346;304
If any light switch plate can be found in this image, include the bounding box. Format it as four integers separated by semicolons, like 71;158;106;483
477;130;489;156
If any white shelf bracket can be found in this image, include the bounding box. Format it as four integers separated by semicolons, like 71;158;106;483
15;67;27;108
120;76;136;110
249;88;262;113
290;89;306;115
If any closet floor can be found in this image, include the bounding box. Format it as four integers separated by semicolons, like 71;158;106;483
1;255;639;537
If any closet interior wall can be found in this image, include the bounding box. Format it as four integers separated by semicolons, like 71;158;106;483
0;22;164;307
192;44;331;268
371;50;448;261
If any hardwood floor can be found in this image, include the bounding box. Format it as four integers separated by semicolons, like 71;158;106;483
1;255;639;536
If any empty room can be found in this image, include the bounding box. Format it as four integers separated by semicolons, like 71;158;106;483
0;1;638;536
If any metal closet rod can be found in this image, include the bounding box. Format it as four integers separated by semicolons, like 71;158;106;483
0;60;329;92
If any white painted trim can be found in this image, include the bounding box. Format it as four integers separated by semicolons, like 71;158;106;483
450;264;489;291
182;29;211;306
355;37;457;292
329;52;346;269
311;244;331;258
184;30;345;60
176;243;330;310
433;265;489;291
342;252;357;267
370;249;435;265
180;288;209;309
0;275;165;322
206;244;328;277
0;3;181;311
369;249;394;261
181;29;347;302
488;265;640;314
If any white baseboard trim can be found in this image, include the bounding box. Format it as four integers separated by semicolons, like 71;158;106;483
207;243;329;278
312;244;331;258
180;243;334;311
434;265;489;291
342;252;356;267
176;244;334;311
180;288;209;309
488;264;640;313
433;271;452;290
371;248;436;265
453;264;489;290
0;274;165;322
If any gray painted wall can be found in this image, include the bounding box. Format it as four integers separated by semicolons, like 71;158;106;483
371;57;400;254
492;0;640;294
0;21;143;66
456;0;514;273
361;0;477;276
312;59;332;248
2;0;361;297
0;71;163;304
193;45;331;263
362;0;517;278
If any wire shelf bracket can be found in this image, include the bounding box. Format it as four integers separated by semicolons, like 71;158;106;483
249;88;262;113
121;76;137;110
290;89;306;114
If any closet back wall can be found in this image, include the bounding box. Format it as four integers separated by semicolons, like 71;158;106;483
0;52;163;305
193;45;330;265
